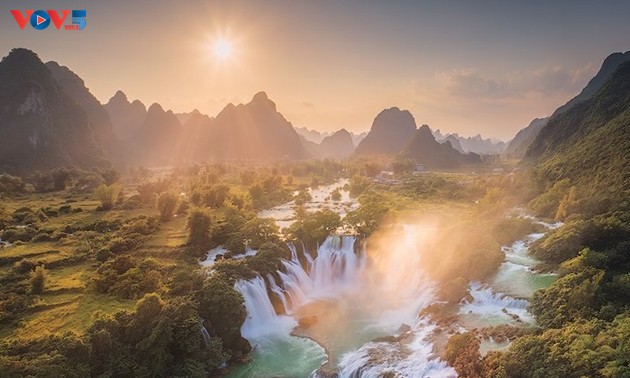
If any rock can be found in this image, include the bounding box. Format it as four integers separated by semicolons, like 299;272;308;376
397;323;411;334
372;335;399;343
298;315;318;328
315;364;339;378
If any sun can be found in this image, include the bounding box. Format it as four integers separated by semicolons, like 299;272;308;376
212;38;234;61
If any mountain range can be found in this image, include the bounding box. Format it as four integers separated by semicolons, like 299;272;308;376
353;107;482;168
295;126;367;147
2;47;626;176
432;130;507;155
401;125;482;169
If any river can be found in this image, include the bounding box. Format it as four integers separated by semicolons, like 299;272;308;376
200;180;558;377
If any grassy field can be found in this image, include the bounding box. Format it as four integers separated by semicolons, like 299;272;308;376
0;186;193;342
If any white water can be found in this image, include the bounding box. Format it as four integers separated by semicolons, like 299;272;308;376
338;320;456;378
258;178;359;230
200;246;228;269
233;234;455;377
458;282;533;327
456;216;561;346
200;246;258;270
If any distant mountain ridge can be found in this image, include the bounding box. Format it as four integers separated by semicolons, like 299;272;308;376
402;125;482;169
433;129;507;155
298;128;354;159
295;126;367;147
105;90;311;163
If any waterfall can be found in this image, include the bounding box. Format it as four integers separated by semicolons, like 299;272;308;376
247;235;368;315
200;324;212;347
459;281;533;324
235;276;297;339
465;282;528;310
233;233;450;376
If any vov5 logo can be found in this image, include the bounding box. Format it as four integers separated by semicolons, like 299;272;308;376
10;10;86;30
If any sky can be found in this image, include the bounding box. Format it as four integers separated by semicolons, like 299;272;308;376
1;0;629;140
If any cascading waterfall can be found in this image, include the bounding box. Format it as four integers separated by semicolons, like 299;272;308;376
236;236;367;328
459;281;533;324
234;233;456;377
235;276;296;339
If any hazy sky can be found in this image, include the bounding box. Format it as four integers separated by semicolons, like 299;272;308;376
1;0;629;140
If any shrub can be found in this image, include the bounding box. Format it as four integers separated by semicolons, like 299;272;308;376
445;332;482;377
99;168;120;185
12;206;38;225
13;259;37;274
0;173;25;196
1;227;37;243
0;204;11;229
51;168;72;191
30;171;54;193
392;157;416;175
30;266;47;294
94;184;122;211
331;188;342;201
349;175;372;197
108;233;141;253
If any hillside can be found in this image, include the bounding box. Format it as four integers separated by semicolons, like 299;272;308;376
45;62;117;151
503;117;549;159
506;51;630;159
551;51;630;117
525;60;630;208
300;129;354;159
0;48;107;173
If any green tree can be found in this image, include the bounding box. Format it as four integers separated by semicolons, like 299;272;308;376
197;275;249;359
187;207;212;249
241;217;280;250
157;191;179;222
344;193;389;235
285;208;341;249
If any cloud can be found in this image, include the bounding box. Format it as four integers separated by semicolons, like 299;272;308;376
435;64;595;100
